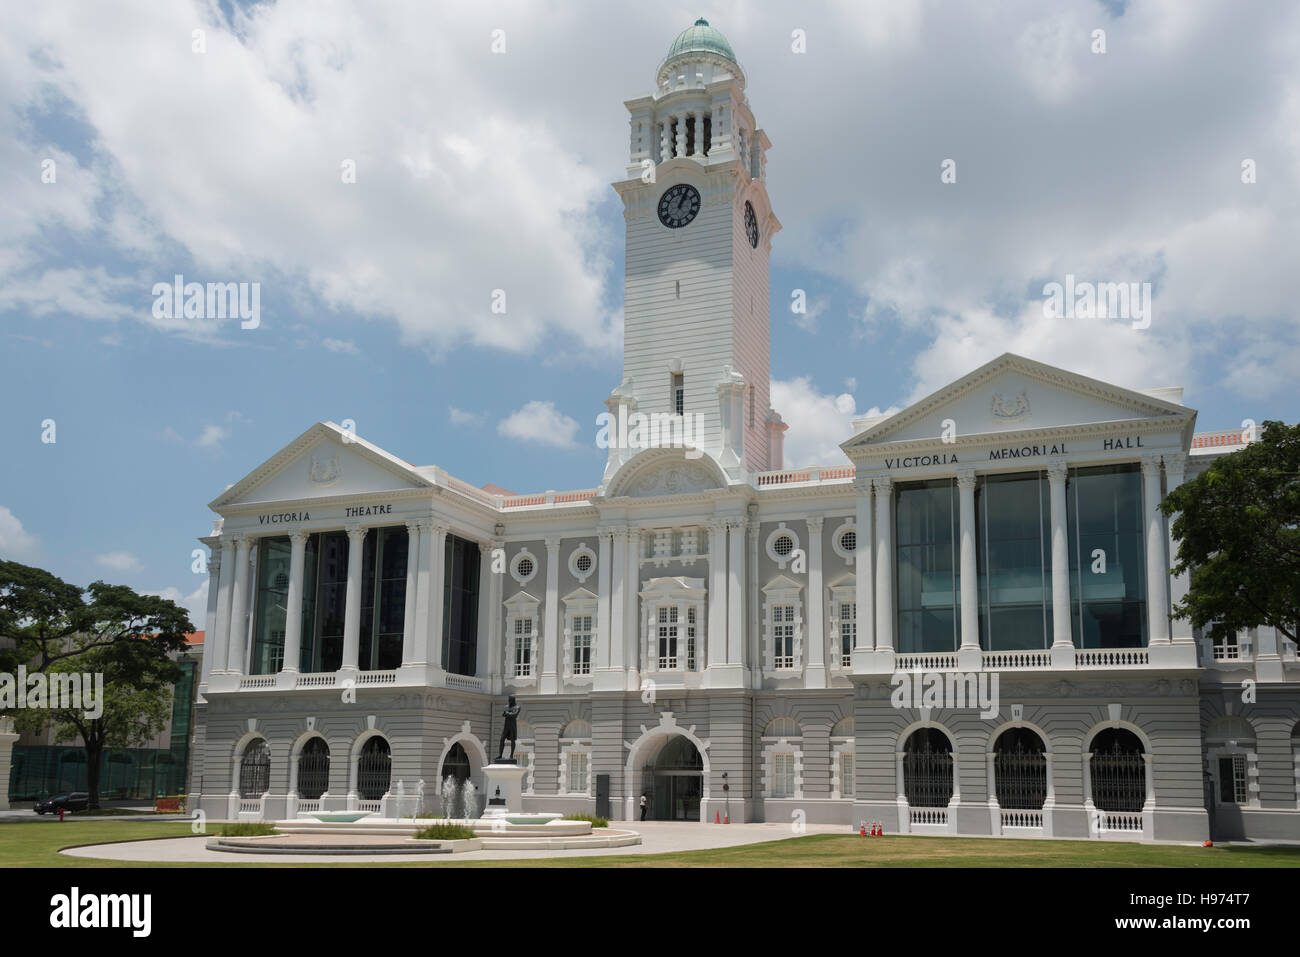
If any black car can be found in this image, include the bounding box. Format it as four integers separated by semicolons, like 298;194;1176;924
34;792;90;814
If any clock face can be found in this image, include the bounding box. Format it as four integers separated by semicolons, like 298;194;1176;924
744;200;759;248
657;184;701;228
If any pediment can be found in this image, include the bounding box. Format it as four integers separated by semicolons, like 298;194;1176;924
210;422;434;510
562;587;598;603
762;573;803;594
604;448;728;499
843;353;1192;453
505;590;540;608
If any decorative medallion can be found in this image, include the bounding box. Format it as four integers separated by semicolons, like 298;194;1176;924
309;453;342;485
991;390;1030;420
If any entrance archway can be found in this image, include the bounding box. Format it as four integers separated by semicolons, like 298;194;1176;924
622;714;712;821
647;736;704;821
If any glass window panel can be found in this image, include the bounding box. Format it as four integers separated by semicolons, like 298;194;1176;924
314;531;349;672
978;473;1049;651
1069;465;1147;649
895;480;958;653
251;536;291;675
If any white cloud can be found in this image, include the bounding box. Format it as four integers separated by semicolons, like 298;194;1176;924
322;337;359;355
497;400;580;448
144;580;208;631
448;406;487;427
771;377;900;468
96;551;141;572
195;424;230;449
0;506;40;561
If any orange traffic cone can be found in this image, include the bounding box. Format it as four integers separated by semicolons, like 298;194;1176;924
724;814;729;824
1202;839;1213;847
715;810;720;824
877;823;885;836
860;822;866;836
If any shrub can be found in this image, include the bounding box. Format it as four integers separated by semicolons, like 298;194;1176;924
414;823;477;841
218;821;277;837
563;814;609;828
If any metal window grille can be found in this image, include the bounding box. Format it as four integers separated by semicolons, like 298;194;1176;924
994;741;1047;810
357;738;391;801
903;732;953;808
569;752;589;793
1218;754;1247;804
1090;740;1146;812
840;751;855;796
238;740;270;798
772;753;795;797
840;601;855;666
841;529;856;553
297;739;330;800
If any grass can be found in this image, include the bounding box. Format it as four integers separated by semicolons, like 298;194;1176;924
3;819;1299;868
563;814;610;828
413;823;477;840
216;821;277;837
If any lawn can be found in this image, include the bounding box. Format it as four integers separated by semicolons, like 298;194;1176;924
3;819;1300;868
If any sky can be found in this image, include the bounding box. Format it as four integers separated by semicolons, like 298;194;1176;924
1;0;1297;630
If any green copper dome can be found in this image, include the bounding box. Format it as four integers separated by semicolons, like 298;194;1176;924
665;17;736;63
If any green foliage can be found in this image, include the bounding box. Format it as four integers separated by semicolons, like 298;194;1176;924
218;821;277;836
414;823;478;841
1161;421;1300;644
563;814;609;828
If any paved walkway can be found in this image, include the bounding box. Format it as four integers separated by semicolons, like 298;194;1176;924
61;820;848;864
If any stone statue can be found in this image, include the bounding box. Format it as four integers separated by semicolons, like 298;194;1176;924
496;695;521;763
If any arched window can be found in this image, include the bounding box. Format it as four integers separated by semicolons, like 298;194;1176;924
1206;716;1256;807
441;742;471;783
903;728;953;808
357;737;391;801
1089;728;1145;812
297;738;330;800
993;728;1047;810
239;739;270;799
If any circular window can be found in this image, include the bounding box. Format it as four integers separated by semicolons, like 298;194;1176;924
841;530;856;553
832;522;858;564
511;550;539;585
765;525;802;568
576;554;592;572
517;557;534;578
568;544;597;582
773;535;794;557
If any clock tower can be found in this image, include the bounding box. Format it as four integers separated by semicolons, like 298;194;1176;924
607;18;783;482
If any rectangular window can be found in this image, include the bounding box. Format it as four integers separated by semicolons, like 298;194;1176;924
569;752;589;793
1218;755;1247;804
839;601;856;667
977;472;1052;651
443;534;481;675
312;531;350;673
513;618;533;677
840;751;854;796
572;615;593;675
251;536;291;675
1068;464;1147;649
686;606;697;670
772;753;795;797
657;606;679;669
896;479;959;654
672;373;685;415
773;605;795;668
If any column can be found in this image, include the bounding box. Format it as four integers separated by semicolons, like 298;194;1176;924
411;520;431;666
400;521;421;667
806;516;827;687
425;523;448;673
660;118;671;161
727;518;746;671
605;527;627;686
707;520;727;671
1162;452;1192;642
1047;461;1074;668
281;530;308;675
340;525;366;674
210;537;235;676
674;113;687;159
692;110;704;157
852;478;874;667
710;104;722;153
595;530;613;674
1141;454;1170;645
225;534;252;674
873;478;895;663
747;509;761;682
487;536;505;691
540;537;562;693
956;469;980;669
475;540;493;681
625;528;642;688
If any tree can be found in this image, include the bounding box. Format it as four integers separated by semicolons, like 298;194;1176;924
1161;420;1300;646
14;639;180;808
0;561;191;675
1;561;193;808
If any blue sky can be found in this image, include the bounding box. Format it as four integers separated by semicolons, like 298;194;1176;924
1;0;1297;627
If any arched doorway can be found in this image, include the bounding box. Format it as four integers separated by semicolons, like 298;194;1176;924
902;728;953;809
357;737;391;801
992;727;1047;811
441;742;471;785
645;736;703;821
1089;728;1146;813
297;738;330;800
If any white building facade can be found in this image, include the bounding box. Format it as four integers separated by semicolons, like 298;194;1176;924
189;19;1299;842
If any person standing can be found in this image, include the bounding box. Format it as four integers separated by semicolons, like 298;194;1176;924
639;793;648;821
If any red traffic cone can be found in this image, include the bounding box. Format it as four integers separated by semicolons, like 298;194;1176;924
859;822;866;836
715;810;720;824
1202;839;1213;847
877;823;885;836
724;814;729;824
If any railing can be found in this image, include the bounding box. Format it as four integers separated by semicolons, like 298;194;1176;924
502;494;546;508
295;673;337;688
1097;811;1143;832
1191;429;1251;451
553;489;599;504
356;670;398;686
755;465;855;487
441;473;503;508
238;675;277;689
445;673;483;692
358;801;382;813
1075;649;1148;668
1000;809;1044;829
895;652;959;671
909;808;948;826
297;799;321;814
238;799;261;814
982;649;1052;670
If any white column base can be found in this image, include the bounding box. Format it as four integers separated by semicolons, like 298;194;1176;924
1051;644;1076;669
593;668;626;692
957;646;981;671
1146;641;1199;669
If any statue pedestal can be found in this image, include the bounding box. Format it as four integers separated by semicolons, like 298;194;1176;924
480;763;527;819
